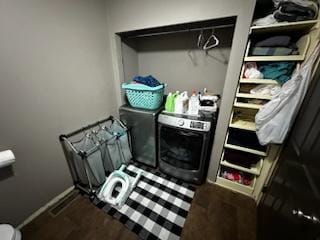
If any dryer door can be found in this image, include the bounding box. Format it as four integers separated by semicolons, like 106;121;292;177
159;125;206;170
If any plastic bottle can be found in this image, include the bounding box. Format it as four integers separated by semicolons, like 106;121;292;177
188;90;200;115
165;91;179;112
174;91;189;114
165;92;174;112
172;91;180;112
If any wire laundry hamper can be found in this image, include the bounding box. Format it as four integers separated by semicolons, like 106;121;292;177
59;116;132;199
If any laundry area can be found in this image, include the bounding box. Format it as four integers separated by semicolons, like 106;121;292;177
1;0;320;240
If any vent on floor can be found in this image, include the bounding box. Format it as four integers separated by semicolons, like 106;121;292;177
49;190;79;217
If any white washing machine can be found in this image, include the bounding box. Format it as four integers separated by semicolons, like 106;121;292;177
158;111;217;184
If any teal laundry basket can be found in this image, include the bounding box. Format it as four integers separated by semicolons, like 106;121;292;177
122;83;165;110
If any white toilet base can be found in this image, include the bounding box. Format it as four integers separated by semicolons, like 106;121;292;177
0;224;21;240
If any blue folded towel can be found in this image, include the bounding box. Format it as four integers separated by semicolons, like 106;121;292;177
133;75;161;87
259;62;296;85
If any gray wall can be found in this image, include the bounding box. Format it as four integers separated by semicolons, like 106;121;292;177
122;40;139;83
106;0;256;182
0;0;116;226
136;29;233;94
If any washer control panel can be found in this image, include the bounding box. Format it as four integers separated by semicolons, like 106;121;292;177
190;121;205;130
158;114;211;132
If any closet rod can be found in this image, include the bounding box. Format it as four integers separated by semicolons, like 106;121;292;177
126;23;235;38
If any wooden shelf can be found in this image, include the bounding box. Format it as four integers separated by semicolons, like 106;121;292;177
234;102;263;110
239;78;279;85
220;159;263;175
236;93;272;100
216;176;255;196
245;55;304;62
224;143;267;157
229;119;256;131
245;34;310;62
250;20;319;34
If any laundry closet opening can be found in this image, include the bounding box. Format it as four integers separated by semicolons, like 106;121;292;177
118;17;236;99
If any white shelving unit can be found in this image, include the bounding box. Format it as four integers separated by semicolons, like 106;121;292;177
216;19;320;200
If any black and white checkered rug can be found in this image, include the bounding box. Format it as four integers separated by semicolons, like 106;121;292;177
93;164;196;240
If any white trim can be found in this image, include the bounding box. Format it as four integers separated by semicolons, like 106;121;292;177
206;178;215;184
17;186;75;229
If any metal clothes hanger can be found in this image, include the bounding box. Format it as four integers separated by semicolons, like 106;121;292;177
203;29;219;51
197;29;205;49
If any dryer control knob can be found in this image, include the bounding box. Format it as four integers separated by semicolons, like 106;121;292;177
177;119;184;126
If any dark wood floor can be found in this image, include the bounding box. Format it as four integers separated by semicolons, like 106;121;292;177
22;183;256;240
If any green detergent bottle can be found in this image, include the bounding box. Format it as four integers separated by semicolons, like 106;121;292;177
165;91;179;112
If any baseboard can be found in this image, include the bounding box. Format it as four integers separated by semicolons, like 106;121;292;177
17;185;75;230
206;178;215;184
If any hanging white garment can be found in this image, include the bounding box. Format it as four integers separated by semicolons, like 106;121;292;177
250;84;281;96
244;62;264;79
255;42;320;145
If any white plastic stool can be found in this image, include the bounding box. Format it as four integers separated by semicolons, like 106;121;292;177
98;165;143;208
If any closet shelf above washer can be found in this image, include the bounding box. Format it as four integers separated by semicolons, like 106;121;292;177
224;143;267;157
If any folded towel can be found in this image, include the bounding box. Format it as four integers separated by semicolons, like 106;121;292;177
258;62;296;84
251;46;298;56
252;14;277;26
255;36;292;47
274;0;318;22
